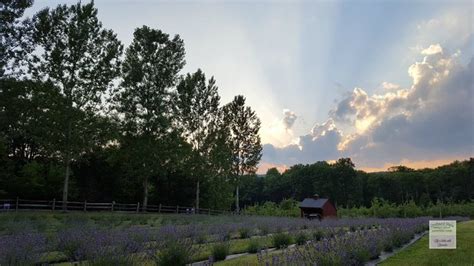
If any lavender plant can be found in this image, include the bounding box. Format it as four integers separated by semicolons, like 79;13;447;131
0;232;47;265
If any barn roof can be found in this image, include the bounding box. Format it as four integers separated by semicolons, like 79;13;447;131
299;198;328;209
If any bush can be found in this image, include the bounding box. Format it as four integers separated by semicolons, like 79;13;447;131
212;242;230;261
247;238;261;253
156;241;193;266
0;232;46;266
312;230;324;241
352;248;371;264
259;225;270;236
238;227;251;239
272;233;292;249
295;232;308;245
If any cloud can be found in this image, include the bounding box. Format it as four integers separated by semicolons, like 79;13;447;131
282;109;297;129
421;44;443;55
414;9;473;54
381;82;401;90
262;45;474;170
262;118;342;165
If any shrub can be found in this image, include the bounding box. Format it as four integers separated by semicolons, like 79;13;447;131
247;238;261;253
196;234;207;244
259;225;270;236
0;232;46;265
272;233;292;249
239;227;251;239
312;230;324;241
295;232;308;245
212;242;230;261
156;241;192;266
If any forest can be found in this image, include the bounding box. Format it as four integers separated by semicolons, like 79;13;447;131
240;158;474;209
0;0;262;211
1;1;472;212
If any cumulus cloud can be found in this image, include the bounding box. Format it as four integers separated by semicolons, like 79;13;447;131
282;109;297;129
262;44;474;170
381;82;401;90
262;118;342;165
421;44;443;55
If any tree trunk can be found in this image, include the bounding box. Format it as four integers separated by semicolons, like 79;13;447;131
196;179;200;212
235;185;240;213
143;177;148;212
62;161;70;211
62;121;72;211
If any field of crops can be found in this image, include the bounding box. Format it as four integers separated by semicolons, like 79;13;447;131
0;212;469;265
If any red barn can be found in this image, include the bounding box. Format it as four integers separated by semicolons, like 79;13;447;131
299;194;337;219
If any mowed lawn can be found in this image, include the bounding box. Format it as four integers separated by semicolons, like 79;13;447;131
382;220;474;266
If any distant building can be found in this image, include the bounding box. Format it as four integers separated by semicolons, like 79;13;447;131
299;194;337;219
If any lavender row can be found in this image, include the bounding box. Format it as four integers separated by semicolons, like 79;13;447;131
0;216;468;265
258;217;467;265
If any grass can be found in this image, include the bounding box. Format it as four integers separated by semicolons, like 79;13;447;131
192;236;273;261
215;254;260;266
382;220;474;266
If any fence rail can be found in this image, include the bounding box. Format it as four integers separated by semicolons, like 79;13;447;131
0;198;232;216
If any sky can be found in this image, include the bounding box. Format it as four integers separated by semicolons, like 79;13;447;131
26;0;474;173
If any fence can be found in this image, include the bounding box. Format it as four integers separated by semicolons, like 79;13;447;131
0;198;231;215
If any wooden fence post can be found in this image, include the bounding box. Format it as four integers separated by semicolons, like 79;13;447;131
158;203;162;213
15;197;19;212
52;198;56;211
111;201;115;212
176;205;179;213
136;202;140;213
84;200;87;211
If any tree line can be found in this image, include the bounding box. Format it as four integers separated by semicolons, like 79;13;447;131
0;0;262;211
2;1;472;213
239;158;473;209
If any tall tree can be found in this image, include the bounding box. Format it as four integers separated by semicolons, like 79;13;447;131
115;25;185;211
0;0;34;77
200;110;234;209
29;2;123;210
223;95;262;212
175;69;220;210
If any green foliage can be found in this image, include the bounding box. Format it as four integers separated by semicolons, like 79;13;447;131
241;158;473;212
0;0;34;76
238;227;251;239
156;241;193;266
312;230;324;241
114;25;187;209
295;232;308;245
27;1;124;207
212;242;230;261
339;199;474;218
223;95;262;212
246;238;261;253
175;69;222;210
244;197;474;218
243;200;299;217
1;0;472;215
272;233;292;249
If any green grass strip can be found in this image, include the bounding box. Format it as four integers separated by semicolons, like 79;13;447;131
382;220;474;266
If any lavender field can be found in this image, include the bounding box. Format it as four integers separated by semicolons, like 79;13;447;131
0;212;468;265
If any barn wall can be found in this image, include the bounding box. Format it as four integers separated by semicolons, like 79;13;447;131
322;202;337;217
